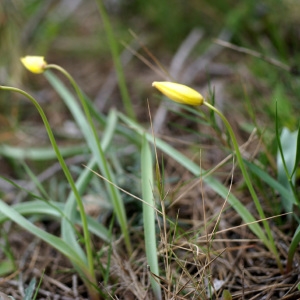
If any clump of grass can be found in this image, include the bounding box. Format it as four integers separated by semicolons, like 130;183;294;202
1;1;300;298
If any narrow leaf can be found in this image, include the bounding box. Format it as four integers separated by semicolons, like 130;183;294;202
141;135;161;300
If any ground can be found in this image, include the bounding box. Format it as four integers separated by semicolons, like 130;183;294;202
0;1;300;299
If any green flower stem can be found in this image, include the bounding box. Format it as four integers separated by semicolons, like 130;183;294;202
45;64;132;255
203;100;282;272
0;86;98;297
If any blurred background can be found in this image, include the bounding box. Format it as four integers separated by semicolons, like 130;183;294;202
0;2;300;298
1;0;300;174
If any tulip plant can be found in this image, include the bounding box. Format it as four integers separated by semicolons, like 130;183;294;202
0;55;132;300
152;81;282;271
1;53;298;298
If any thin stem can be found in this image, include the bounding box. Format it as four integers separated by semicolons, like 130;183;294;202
45;65;132;255
0;85;98;298
203;100;282;272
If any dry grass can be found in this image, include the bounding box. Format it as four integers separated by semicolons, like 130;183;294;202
1;1;300;299
1;143;299;299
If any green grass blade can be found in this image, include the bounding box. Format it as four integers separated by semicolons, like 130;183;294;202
44;71;92;139
0;86;96;284
141;135;162;300
276;127;299;210
0;200;87;271
0;175;48;201
33;271;44;300
119;112;268;243
292;122;300;177
0;144;87;161
45;70;131;254
24;277;36;300
245;160;295;204
60;110;119;259
0;200;66;220
0;200;110;242
62;157;96;262
287;224;300;273
277;127;298;181
21;161;50;201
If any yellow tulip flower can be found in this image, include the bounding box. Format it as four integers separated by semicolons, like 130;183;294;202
20;56;47;74
152;81;204;106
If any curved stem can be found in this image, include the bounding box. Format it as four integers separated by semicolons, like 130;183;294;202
203;100;282;272
45;64;132;255
0;85;98;296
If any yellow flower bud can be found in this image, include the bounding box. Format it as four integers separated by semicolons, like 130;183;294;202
152;81;204;106
20;56;47;74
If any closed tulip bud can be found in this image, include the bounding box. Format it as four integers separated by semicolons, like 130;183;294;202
152;81;204;106
20;56;47;74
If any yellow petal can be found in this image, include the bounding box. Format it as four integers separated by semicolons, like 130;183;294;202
152;81;204;106
20;56;47;74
